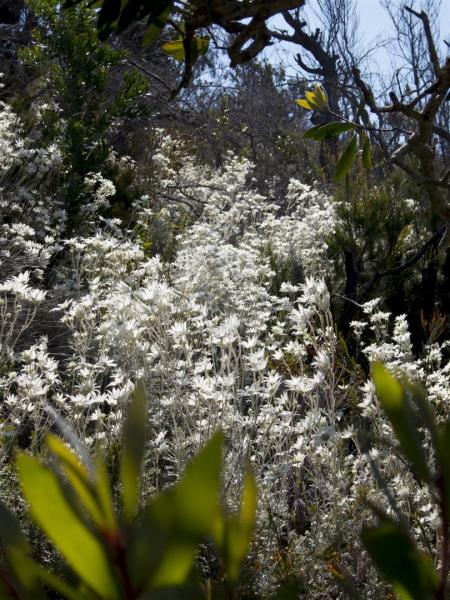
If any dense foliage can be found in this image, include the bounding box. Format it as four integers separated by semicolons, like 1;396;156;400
0;0;449;598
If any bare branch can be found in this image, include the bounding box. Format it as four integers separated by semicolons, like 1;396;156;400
404;5;441;75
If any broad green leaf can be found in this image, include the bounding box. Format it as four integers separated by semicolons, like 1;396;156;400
216;470;257;583
172;431;223;535
302;124;324;138
404;381;439;451
222;515;245;583
95;455;117;532
0;500;30;556
97;0;121;39
8;550;93;600
362;133;372;168
151;541;197;587
271;581;303;600
362;520;439;600
121;382;147;521
47;434;106;529
17;454;119;599
116;0;147;35
0;501;44;598
125;506;169;590
295;98;312;110
140;583;204;600
162;37;210;62
162;40;185;61
240;470;257;536
138;434;223;588
304;121;357;141
372;362;403;410
143;5;171;45
334;134;358;181
190;36;210;60
372;363;430;482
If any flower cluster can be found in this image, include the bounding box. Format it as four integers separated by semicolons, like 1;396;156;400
0;119;448;597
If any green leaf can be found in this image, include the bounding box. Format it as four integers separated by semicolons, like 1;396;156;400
97;0;121;39
0;500;31;557
147;433;224;587
47;434;106;529
170;431;223;536
240;470;257;535
143;5;171;45
362;133;372;168
121;381;147;521
162;37;210;62
17;454;119;599
271;580;303;600
372;363;430;482
150;541;197;588
362;520;439;600
95;455;117;532
0;501;44;598
115;0;146;35
162;39;185;60
9;552;92;600
302;124;324;138
334;134;358;181
304;121;357;141
215;470;257;583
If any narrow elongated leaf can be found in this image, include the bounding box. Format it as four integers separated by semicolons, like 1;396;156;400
271;581;303;600
95;455;117;531
222;515;244;583
215;470;257;583
162;39;185;61
143;5;171;45
145;433;224;588
334;135;358;180
162;37;210;62
151;541;197;587
0;500;30;555
362;133;372;168
8;551;92;600
174;431;223;534
241;470;257;533
17;455;119;599
362;520;439;600
121;382;147;521
372;363;430;482
304;121;357;141
97;0;121;38
47;434;105;528
0;501;44;598
115;0;146;35
302;124;324;138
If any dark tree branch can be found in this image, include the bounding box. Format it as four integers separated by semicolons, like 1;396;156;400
404;5;441;76
361;225;446;299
